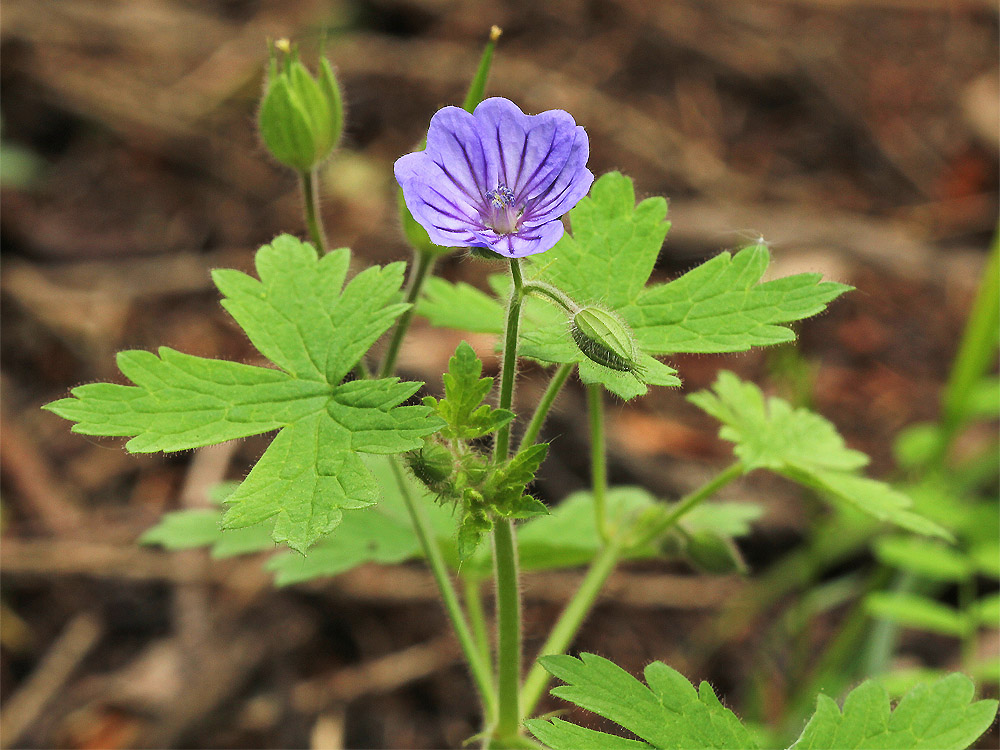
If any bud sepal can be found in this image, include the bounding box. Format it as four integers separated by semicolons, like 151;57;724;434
258;40;344;172
571;307;643;374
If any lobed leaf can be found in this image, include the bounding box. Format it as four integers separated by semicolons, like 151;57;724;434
790;673;997;749
47;236;443;553
525;653;757;749
418;172;848;399
424;341;513;440
528;655;997;750
690;371;950;539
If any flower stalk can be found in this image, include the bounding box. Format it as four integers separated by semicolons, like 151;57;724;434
517;363;573;453
491;258;526;741
380;248;436;377
300;169;327;254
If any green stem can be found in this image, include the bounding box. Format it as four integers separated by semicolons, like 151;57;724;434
389;459;497;719
521;281;578;314
632;462;744;550
520;538;624;719
491;258;525;741
493;519;522;740
493;259;524;463
380;249;436;378
464;575;491;668
587;385;610;543
300;169;327;254
517;363;573;453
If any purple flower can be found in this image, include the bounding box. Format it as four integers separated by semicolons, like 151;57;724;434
394;97;594;258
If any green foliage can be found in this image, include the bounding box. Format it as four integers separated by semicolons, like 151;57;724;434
455;444;550;561
423;341;513;440
864;592;969;637
525;653;757;749
791;674;997;749
527;655;997;750
873;537;972;582
689;371;949;539
458;487;663;578
47;236;443;553
141;456;457;581
143;468;682;584
419;173;849;398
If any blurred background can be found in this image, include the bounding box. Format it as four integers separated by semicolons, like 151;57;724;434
1;0;997;748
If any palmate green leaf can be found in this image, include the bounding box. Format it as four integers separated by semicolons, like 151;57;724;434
689;371;951;539
423;341;513;440
46;235;444;553
790;674;997;749
528;656;997;750
525;653;757;750
418;172;849;399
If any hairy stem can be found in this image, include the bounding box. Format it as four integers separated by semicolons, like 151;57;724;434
587;385;610;543
632;462;744;549
299;169;327;254
493;259;524;463
464;575;491;667
517;363;573;453
380;249;436;377
520;537;624;718
521;281;578;314
493;519;522;739
491;258;525;740
389;460;497;720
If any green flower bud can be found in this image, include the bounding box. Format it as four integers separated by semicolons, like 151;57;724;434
258;40;344;172
405;442;454;490
683;530;747;575
571;307;641;373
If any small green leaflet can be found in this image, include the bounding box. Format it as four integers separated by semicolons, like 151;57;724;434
689;371;950;539
524;653;757;749
527;654;998;750
873;536;972;582
423;341;513;440
865;592;969;637
790;674;997;749
419;172;850;399
455;443;550;560
46;235;444;553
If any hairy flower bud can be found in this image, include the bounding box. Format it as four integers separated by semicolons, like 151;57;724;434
405;442;454;490
258;40;344;172
571;307;641;373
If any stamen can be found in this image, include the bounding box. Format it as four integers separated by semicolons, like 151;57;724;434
487;185;515;208
484;185;522;235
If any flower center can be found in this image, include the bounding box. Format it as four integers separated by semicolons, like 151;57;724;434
484;185;523;235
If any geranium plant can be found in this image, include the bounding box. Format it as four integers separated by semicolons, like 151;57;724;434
44;32;997;749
